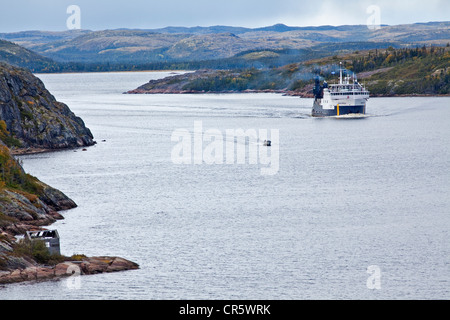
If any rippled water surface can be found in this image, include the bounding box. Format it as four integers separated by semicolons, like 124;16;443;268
1;71;449;299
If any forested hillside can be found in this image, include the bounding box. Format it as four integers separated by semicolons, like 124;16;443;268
309;45;450;95
128;45;450;96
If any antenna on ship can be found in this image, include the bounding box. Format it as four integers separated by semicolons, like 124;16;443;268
339;62;343;85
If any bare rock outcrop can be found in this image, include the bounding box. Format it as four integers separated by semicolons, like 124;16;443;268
0;256;139;284
0;62;95;152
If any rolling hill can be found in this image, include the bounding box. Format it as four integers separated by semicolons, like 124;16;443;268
0;39;59;72
1;22;448;65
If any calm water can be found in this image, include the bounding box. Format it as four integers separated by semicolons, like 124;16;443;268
1;71;449;300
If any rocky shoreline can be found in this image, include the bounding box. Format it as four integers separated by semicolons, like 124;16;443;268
0;142;140;286
0;62;139;287
9;145;93;156
0;256;139;285
127;86;450;98
125;68;450;98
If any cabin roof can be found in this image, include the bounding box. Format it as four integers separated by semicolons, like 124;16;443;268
26;230;59;239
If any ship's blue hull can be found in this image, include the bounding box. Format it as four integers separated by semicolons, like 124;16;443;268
312;100;365;117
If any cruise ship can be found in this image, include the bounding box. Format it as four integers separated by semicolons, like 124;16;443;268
312;63;369;117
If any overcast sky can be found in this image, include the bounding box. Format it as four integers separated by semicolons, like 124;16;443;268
0;0;449;32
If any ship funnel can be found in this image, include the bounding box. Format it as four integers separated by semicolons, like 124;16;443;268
313;76;324;99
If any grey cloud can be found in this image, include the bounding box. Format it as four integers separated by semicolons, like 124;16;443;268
0;0;448;32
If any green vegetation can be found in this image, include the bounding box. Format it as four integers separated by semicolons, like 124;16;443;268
42;42;401;73
181;66;310;92
0;211;18;228
11;239;65;265
69;254;88;261
3;21;449;69
312;46;450;95
0;40;58;73
1;33;401;73
362;47;449;95
0;120;22;148
157;45;450;96
0;144;43;195
1;21;449;75
181;69;267;92
7;239;88;267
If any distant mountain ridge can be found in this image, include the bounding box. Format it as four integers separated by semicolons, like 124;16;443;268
134;21;448;35
0;22;448;65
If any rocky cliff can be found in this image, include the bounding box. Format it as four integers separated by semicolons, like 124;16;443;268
0;62;138;283
0;138;76;270
0;62;95;152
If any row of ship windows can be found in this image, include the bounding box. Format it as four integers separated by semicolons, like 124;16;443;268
329;92;368;95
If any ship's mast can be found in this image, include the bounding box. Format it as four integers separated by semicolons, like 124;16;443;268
339;62;343;85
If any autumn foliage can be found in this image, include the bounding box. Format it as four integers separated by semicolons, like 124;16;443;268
0;142;42;194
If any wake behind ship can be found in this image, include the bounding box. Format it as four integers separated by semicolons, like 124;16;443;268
312;63;369;117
